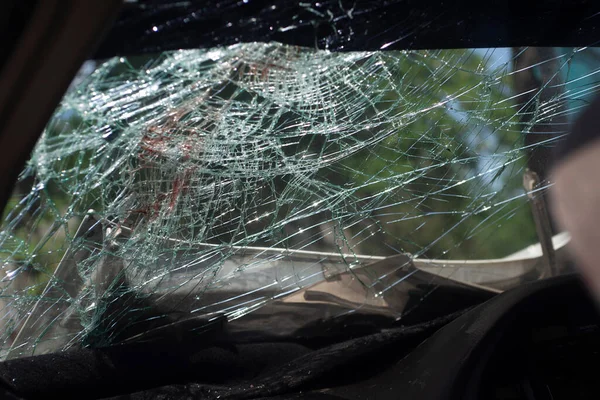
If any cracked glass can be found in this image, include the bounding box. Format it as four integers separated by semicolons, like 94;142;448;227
0;42;597;359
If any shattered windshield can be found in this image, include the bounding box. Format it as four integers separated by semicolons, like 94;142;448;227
0;43;596;359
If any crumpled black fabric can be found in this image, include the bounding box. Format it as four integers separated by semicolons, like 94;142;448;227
0;310;460;400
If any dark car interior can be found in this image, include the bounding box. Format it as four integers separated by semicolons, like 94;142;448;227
1;1;600;399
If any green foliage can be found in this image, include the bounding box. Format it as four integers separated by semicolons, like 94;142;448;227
2;46;539;279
